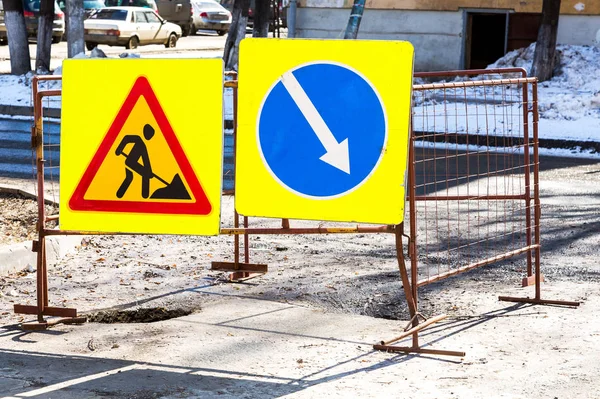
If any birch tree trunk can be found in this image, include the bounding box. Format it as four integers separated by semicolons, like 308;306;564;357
35;0;55;72
223;0;250;71
531;0;561;82
3;0;31;74
66;0;85;57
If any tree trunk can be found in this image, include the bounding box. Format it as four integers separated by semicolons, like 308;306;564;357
252;0;270;38
531;0;561;82
35;0;55;73
343;0;365;39
66;0;85;57
3;0;31;74
223;0;250;71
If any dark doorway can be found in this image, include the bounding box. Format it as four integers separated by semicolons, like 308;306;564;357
465;13;507;69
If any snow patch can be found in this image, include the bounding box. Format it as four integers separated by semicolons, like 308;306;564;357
487;43;600;122
574;2;585;11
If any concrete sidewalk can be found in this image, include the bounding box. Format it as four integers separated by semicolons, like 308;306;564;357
0;178;80;276
0;288;597;398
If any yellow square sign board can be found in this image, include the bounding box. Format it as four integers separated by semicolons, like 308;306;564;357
60;59;223;235
236;39;414;225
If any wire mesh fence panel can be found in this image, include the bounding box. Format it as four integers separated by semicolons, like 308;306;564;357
34;77;62;205
410;73;538;286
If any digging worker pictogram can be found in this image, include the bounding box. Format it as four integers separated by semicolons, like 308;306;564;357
115;123;156;199
114;123;192;200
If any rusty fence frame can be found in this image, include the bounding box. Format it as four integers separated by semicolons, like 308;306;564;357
13;69;578;358
406;69;578;309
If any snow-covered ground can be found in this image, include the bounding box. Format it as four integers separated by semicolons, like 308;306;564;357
0;44;598;157
413;44;600;149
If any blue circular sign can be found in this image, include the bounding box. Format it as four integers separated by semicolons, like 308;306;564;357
258;62;387;199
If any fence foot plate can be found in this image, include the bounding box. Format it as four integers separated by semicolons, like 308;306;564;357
211;261;268;273
229;272;264;282
373;344;465;357
14;305;79;318
522;274;544;287
21;316;87;331
498;296;580;307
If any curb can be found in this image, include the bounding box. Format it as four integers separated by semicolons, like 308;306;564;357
0;184;80;277
0;184;57;205
0;104;61;119
0;235;83;277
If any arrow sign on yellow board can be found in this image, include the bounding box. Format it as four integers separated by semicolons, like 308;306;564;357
280;70;351;174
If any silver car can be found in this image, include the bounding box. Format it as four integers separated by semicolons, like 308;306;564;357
84;6;181;50
191;0;231;36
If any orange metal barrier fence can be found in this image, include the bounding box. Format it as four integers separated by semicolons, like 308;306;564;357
12;69;579;357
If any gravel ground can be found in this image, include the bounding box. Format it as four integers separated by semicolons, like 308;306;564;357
1;155;598;326
0;191;57;245
0;154;599;398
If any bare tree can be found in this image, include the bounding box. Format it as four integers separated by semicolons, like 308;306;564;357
66;0;85;57
223;0;250;71
35;0;55;72
252;0;269;38
3;0;31;74
531;0;561;81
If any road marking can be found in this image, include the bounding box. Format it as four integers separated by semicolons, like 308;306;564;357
9;364;140;397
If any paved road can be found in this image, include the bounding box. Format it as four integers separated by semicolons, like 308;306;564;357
0;32;227;73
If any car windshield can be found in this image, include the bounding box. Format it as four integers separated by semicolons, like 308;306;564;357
90;9;128;20
84;0;105;9
24;0;61;12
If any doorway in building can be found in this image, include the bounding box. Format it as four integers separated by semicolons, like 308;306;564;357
465;12;508;69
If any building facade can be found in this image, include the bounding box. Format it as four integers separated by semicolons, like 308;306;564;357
293;0;600;71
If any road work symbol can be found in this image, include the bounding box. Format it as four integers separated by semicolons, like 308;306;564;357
115;124;191;200
257;62;387;199
69;76;211;215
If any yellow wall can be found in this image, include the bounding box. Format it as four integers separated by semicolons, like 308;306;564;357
299;0;600;15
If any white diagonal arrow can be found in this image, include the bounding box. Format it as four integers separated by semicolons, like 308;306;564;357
280;71;351;174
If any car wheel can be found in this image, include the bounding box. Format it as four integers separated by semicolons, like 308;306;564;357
165;33;177;48
52;35;62;44
190;25;197;35
0;38;7;46
126;36;139;50
217;30;226;36
85;42;97;51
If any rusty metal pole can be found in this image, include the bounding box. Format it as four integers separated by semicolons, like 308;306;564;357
408;120;419;348
33;77;47;322
233;80;240;270
522;80;533;278
243;216;250;278
532;81;542;300
394;224;418;321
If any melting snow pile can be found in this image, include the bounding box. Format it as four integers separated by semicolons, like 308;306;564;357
488;43;600;121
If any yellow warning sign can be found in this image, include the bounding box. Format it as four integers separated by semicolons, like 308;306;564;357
60;59;223;235
236;39;414;225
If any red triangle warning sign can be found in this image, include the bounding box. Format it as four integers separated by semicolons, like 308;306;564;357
69;76;212;215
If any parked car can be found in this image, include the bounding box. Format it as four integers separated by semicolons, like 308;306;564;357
155;0;192;37
0;0;65;44
57;0;106;18
84;6;181;50
104;0;157;12
191;0;230;36
0;1;6;45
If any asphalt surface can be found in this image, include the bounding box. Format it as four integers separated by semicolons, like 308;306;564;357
0;33;226;73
